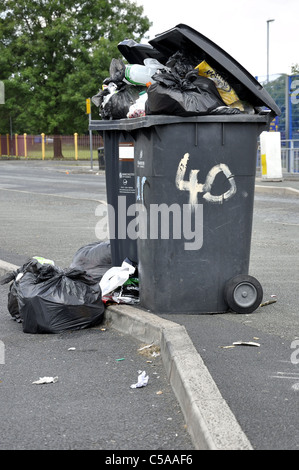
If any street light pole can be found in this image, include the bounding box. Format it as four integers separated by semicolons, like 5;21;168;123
267;19;275;82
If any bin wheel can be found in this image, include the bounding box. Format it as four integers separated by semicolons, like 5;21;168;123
224;275;263;314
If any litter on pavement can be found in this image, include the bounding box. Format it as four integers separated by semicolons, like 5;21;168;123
130;370;149;389
0;241;139;334
32;376;58;385
91;22;274;121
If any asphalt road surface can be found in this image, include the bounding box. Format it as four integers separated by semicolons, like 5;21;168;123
0;159;299;450
0;160;194;451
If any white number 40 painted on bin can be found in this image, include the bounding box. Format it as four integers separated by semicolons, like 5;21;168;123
176;153;237;206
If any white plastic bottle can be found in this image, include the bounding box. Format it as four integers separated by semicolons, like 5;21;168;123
124;59;165;86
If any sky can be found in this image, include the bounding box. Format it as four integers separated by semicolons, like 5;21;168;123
135;0;299;80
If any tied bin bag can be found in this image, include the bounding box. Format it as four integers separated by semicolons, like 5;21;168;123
1;258;105;334
145;70;227;116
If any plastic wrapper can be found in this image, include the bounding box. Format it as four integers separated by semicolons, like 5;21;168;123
127;91;147;118
92;57;146;120
100;259;136;296
110;277;139;305
195;60;244;110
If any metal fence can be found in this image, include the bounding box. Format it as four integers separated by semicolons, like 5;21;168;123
281;140;299;173
0;133;103;160
1;132;298;174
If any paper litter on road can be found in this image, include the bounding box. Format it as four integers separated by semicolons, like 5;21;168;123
130;370;149;389
233;341;260;347
138;343;154;351
32;376;58;385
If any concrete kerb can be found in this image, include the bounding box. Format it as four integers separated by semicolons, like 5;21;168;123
106;304;252;450
0;259;253;450
0;260;19;278
255;184;299;197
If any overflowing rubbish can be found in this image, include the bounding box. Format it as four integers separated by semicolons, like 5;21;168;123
92;53;245;119
130;370;149;389
91;25;270;121
91;58;145;120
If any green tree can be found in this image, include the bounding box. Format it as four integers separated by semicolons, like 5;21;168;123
0;0;151;157
291;64;299;74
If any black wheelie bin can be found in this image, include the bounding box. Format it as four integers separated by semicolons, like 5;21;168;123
90;24;280;314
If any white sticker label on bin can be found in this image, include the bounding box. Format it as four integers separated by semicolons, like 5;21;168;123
176;153;237;206
119;142;134;160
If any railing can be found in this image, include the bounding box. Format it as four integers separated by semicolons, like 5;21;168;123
280;140;299;173
0;133;103;160
1;133;299;174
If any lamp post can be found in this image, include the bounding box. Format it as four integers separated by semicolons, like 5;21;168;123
267;19;275;82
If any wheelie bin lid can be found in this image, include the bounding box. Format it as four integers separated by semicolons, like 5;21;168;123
118;23;280;119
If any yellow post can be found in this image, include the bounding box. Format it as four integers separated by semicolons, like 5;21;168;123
15;134;18;157
41;133;45;160
86;98;91;115
24;133;27;158
6;134;9;156
74;133;78;160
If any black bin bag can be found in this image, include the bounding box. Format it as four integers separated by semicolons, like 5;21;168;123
146;69;227;117
69;241;112;282
2;259;105;334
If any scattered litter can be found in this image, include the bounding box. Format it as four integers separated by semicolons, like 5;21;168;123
221;340;261;348
138;343;154;351
156;390;163;395
100;258;136;296
151;351;160;358
116;358;125;362
32;376;58;385
130;370;149;389
138;343;161;359
68;347;76;351
260;299;277;307
233;341;260;347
